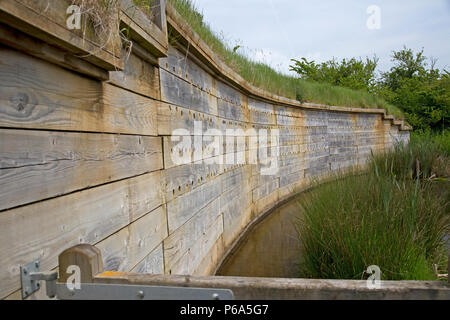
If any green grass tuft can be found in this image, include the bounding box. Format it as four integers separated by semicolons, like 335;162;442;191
294;135;449;280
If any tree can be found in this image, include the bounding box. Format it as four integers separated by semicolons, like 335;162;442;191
290;47;449;132
289;56;379;91
376;47;449;131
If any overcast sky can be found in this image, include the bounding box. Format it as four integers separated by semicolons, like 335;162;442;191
192;0;450;75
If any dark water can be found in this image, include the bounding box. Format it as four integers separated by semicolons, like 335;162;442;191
217;180;450;278
217;199;303;278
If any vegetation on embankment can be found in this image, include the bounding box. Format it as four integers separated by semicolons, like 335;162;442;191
79;0;405;117
291;48;449;132
294;133;449;280
164;0;403;117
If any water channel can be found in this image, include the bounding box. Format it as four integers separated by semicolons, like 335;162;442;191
217;197;303;278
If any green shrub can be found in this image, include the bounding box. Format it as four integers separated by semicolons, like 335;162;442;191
376;48;449;132
290;56;379;91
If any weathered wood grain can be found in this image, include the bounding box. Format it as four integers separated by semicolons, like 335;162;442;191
0;129;162;210
58;244;103;284
161;160;222;202
0;1;412;301
96;205;167;272
0;170;162;299
168;214;223;275
166;177;221;233
119;0;168;58
0;0;122;70
160;68;218;116
0;24;109;81
131;243;165;274
109;51;160;100
163;198;221;273
0;48;158;134
194;235;225;276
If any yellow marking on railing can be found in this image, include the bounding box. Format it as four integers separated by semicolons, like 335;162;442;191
97;271;128;278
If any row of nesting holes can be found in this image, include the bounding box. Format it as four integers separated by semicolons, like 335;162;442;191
168;105;213;123
166;62;218;96
170;163;246;197
165;61;248;107
168;105;250;129
171;170;216;196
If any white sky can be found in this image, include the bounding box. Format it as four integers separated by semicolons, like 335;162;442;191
192;0;450;75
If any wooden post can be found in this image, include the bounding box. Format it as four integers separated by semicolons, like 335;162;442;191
58;244;103;284
152;0;167;32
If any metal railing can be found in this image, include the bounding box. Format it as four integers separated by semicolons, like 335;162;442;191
20;244;450;300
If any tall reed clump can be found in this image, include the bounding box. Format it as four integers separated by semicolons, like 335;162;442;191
295;136;449;280
371;130;450;180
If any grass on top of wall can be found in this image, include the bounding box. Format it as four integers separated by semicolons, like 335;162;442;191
164;0;403;117
294;134;449;280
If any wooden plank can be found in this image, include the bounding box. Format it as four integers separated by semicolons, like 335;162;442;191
4;289;21;300
163;135;227;169
151;0;167;33
0;0;123;70
0;129;163;211
221;192;253;248
220;168;253;247
0;24;109;81
96;226;130;272
163;198;220;273
252;177;280;201
100;83;158;135
280;169;304;188
119;10;167;59
0;47;158;134
278;179;306;200
248;98;275;125
158;100;249;138
93;273;450;300
109;51;160;100
160;68;191;109
160;68;218;116
217;99;249;122
221;166;251;194
253;187;280;214
194;235;225;276
131;243;164;274
14;0;120;57
215;79;243;106
127;206;167;270
160;46;217;97
119;0;168;57
58;244;103;284
157;101;220;136
97;206;167;272
168;214;223;275
0;170;162;299
166;177;221;234
162;132;254;170
161;160;222;202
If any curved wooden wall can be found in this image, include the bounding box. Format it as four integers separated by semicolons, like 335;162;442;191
0;0;409;299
